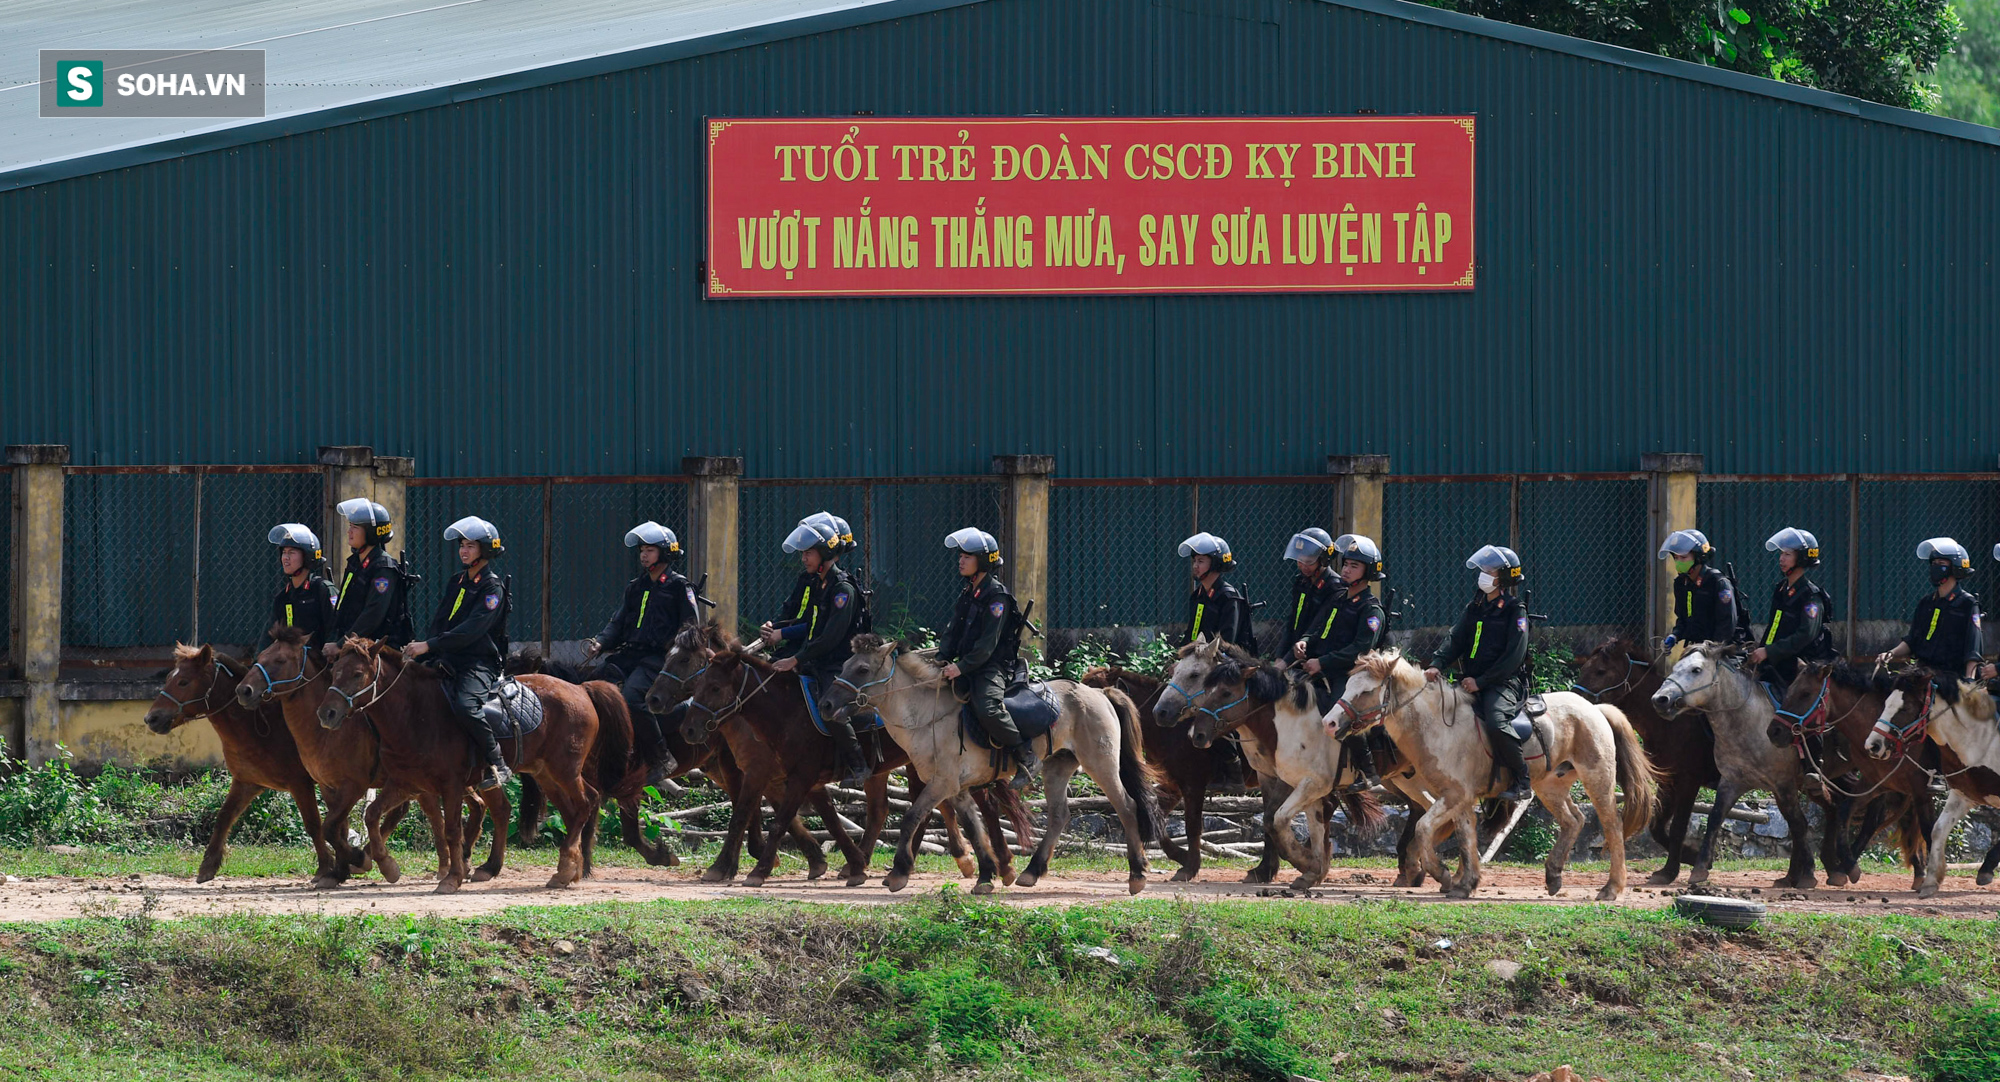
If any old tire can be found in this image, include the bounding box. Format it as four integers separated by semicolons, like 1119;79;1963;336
1674;894;1766;930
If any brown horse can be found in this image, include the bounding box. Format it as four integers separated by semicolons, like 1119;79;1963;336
236;625;506;889
145;643;360;882
653;621;1031;886
1767;660;1936;888
1082;666;1287;883
316;637;618;891
1570;638;1719;885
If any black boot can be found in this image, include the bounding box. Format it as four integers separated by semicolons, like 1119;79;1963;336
824;714;871;788
1009;740;1042;791
474;703;514;791
1344;736;1382;792
632;705;678;791
1489;730;1531;802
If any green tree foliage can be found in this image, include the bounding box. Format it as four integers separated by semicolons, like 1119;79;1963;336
1936;0;2000;124
1420;0;1960;110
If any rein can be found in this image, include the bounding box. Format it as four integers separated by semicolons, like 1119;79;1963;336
327;651;414;718
688;659;782;732
1570;654;1649;703
1870;681;1935;760
251;652;329;700
1774;672;1833;736
157;662;233;724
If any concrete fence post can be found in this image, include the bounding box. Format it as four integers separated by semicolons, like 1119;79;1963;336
1642;453;1704;644
684;456;743;635
319;445;377;568
994;455;1054;640
1327;454;1390;549
372;456;415;561
9;444;68;766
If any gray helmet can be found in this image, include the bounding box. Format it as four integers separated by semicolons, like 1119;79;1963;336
444;516;504;560
1466;544;1523;585
268;523;325;564
336;497;394;546
783;519;841;558
944;527;1003;570
1178;532;1236;572
624;521;683;559
1918;537;1973;576
1333;533;1386;581
798;511;857;555
1765;528;1821;568
1657;528;1715;564
1282;527;1336;565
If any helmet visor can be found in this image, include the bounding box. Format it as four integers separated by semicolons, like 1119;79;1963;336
1765;528;1817;554
1283;532;1332;563
783;523;831;554
1465;544;1515;573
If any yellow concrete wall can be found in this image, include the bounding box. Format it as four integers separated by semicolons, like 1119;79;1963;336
54;700;226;771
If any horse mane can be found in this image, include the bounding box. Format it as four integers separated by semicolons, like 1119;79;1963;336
1357;648;1425;697
849;632;889;653
1598;636;1651;662
267;622;310;646
1820;659;1887;694
172;641;208;662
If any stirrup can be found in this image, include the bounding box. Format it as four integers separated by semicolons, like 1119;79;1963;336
1008;745;1042;791
478;763;512;791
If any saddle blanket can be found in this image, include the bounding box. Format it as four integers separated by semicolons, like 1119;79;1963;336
961;681;1060;751
488;677;544;739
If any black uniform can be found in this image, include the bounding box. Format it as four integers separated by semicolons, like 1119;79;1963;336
1306;586;1386;680
1432;592;1532;792
776;565;860;690
773;570;816;629
1902;586;1982;675
1670;567;1740;646
1181;577;1256;653
332;546;412;647
255;572;339;653
1280;568;1341;656
425;565;510;728
937;574;1024;749
595;567;699;716
1757;575;1835;689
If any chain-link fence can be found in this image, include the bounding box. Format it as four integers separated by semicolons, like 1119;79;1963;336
738;478;1005;638
61;467;323;652
1856;476;2000;637
0;466;10;663
1699;476;1853;647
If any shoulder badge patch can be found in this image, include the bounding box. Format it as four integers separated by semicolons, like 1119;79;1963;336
1975;611;1983;628
989;599;1007;618
833;592;848;609
484;592;500;610
373;576;391;594
1366;615;1382;632
686;587;698;606
1516;615;1528;632
1804;601;1822;620
1718;585;1733;604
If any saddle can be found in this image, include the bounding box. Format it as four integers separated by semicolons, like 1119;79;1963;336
487;677;544;741
961;679;1060;751
1493;695;1552;762
798;674;885;736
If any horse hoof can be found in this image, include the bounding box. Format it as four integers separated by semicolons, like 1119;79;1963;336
378;855;402;884
1596;884;1621;901
1688;869;1710;887
954;855;978;878
543;874;573;890
1978;870;1995;887
700;867;733;884
434;879;461;895
1392;873;1422;888
971;881;995;896
1546;873;1563;895
1290;876;1317;892
1445;886;1473;900
805;865;827;881
1000;870;1018;887
659;851;680;868
1241;870;1274;885
1171;868;1197;883
471;869;496;884
310;875;341;891
1917;883;1939;899
1778;873;1816;890
1127;877;1146;896
744;874;768;888
1015;871;1040;888
1825;871;1849;888
883;872;909;892
1644;869;1679;886
196;869;218;884
844;872;868;888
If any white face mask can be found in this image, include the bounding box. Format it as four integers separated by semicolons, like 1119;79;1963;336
1477;572;1497;593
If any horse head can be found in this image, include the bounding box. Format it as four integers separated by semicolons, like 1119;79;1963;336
237;623;316;710
680;639;770;744
1571;637;1652;705
1868;667;1948;759
1651;642;1745;717
317;636;387;730
1152;635;1227;729
822;633;906;722
648;620;721;714
147;643;223;733
1329;649;1419;740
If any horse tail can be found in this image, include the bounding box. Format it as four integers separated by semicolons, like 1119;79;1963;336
516;773;547;840
1598;701;1658;840
583;679;635;797
1340;787;1386;832
992;782;1037;851
1103;686;1164;844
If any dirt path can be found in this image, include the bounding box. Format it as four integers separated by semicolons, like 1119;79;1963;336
1;860;1994;922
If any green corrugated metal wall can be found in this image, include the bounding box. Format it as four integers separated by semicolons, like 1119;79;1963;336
2;0;1994;477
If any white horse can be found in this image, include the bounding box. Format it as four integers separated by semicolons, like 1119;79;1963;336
1155;636;1385;890
1652;642;1820;888
1868;670;2000;897
1336;649;1656;900
821;634;1162;895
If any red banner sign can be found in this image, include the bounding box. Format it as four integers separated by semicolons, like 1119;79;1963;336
705;116;1474;298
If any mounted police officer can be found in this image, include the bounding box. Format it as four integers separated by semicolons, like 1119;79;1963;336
583;521;697;790
761;512;853;642
1749;528;1835;692
1426;545;1533;803
1177;533;1256;653
257;523;338;654
1878;538;1982;683
1280;528;1341;659
935;528;1040;791
759;516;869;786
1301;533;1388;790
405;516;512;791
328;498;413;654
1659;529;1739;650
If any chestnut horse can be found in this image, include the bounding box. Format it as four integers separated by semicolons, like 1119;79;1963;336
1569;638;1719;885
316;637;618;891
145;643;363;882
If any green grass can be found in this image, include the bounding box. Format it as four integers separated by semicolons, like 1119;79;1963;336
0;890;1995;1081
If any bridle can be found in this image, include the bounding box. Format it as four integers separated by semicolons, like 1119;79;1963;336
1773;670;1833;736
685;656;781;734
325;650;412;719
156;662;230;723
250;650;327;700
1870;679;1936;759
1656;653;1737;711
1570;654;1650;703
1334;669;1420;734
832;646;905;714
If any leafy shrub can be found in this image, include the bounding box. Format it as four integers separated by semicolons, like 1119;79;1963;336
857;957;1050;1066
1922;997;2000;1082
1180;979;1306;1080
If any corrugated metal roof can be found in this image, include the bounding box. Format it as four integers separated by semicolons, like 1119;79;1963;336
4;0;1994;193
